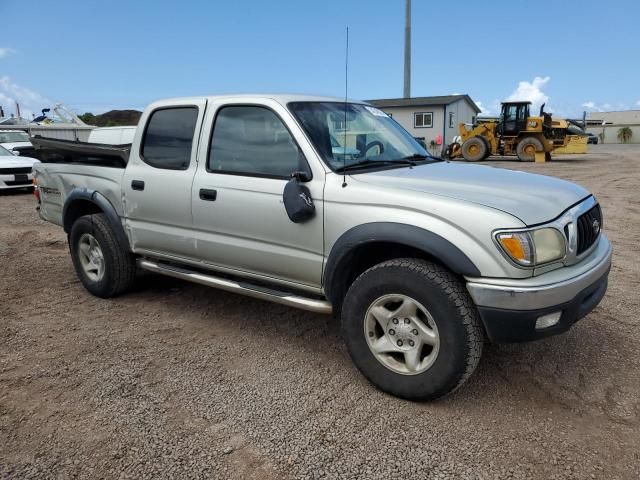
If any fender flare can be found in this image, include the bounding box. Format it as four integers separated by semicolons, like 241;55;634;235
323;222;481;304
62;188;131;251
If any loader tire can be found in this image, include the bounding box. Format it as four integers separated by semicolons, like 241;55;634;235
461;137;488;162
481;138;492;160
516;137;543;162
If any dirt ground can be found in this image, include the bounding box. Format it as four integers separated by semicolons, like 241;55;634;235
1;144;639;479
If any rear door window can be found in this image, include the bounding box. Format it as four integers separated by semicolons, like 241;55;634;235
141;107;198;170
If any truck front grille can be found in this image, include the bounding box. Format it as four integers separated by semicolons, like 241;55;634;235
4;179;31;186
0;167;32;174
576;204;602;255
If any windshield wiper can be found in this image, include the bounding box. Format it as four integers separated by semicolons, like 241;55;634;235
335;159;416;173
402;153;443;162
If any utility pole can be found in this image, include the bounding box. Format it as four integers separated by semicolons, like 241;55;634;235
403;0;411;98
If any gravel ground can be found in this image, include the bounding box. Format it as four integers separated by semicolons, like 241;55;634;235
1;144;639;479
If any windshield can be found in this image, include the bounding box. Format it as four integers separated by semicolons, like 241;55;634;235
288;102;433;171
0;145;14;156
0;131;29;143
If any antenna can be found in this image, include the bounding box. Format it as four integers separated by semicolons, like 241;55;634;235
342;26;349;188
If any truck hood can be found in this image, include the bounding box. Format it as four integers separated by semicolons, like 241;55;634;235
352;162;590;226
0;156;40;169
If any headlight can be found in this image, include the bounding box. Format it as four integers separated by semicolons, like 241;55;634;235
496;228;565;267
531;228;565;263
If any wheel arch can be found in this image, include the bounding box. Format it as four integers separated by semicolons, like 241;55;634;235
323;223;481;310
63;188;131;252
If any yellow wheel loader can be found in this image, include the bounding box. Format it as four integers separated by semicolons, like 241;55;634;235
446;101;586;162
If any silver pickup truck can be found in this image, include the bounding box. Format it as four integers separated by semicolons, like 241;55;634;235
33;94;612;400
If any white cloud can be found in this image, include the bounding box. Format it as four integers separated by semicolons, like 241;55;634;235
581;101;602;112
581;101;634;113
476;99;501;117
0;47;15;58
0;76;52;119
505;76;550;110
637;100;640;107
476;101;491;116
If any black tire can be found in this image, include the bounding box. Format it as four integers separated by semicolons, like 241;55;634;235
342;258;484;401
481;137;492;160
461;137;488;162
69;213;136;298
516;136;543;162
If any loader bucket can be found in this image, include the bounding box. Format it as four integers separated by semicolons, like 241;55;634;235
553;135;588;155
444;142;462;160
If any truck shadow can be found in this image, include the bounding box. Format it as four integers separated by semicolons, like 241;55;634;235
130;273;622;415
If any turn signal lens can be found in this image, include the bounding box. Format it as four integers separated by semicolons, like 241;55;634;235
496;232;533;266
496;227;566;267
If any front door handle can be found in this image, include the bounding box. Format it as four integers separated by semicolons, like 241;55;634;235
131;180;145;191
199;188;217;201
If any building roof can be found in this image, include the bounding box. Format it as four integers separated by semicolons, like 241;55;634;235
365;94;481;113
586;110;640;124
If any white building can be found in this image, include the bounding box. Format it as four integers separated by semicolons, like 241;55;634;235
366;95;481;148
585;110;640;144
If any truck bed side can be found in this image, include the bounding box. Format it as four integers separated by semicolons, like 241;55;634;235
32;136;131;227
34;163;125;228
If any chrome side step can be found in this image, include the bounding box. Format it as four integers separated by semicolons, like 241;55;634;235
136;258;333;314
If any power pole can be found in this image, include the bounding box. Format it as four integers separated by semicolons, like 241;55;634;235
403;0;411;98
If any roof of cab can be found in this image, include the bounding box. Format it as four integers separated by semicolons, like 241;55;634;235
148;94;366;106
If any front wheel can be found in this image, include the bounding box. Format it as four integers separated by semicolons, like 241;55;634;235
341;258;484;401
461;137;488;162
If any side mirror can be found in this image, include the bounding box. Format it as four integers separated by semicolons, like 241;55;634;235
283;172;315;223
290;170;311;182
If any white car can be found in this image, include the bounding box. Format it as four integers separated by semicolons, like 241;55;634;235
0;144;39;191
0;130;34;156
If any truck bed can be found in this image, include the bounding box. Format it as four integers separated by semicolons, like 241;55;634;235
31;136;131;168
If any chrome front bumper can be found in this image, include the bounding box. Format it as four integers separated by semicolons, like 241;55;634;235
466;235;612;311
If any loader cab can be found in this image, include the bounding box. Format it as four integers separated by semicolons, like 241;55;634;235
498;101;530;136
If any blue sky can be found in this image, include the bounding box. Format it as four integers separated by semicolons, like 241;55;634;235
1;0;638;119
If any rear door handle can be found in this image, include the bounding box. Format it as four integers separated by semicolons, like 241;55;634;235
131;180;145;191
199;188;217;201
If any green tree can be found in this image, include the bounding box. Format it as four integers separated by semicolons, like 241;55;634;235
78;112;96;125
617;127;633;143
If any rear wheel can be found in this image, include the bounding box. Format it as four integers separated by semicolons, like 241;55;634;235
69;213;136;298
341;258;484;401
461;137;488;162
516;136;543;161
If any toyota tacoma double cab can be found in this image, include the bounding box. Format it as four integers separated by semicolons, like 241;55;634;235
32;95;612;400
